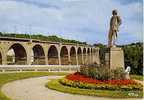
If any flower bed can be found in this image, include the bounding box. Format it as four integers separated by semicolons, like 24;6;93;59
66;72;137;85
59;72;143;91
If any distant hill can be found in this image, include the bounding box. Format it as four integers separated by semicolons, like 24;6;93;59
0;32;87;45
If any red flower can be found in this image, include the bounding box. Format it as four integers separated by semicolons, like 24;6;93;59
66;72;137;85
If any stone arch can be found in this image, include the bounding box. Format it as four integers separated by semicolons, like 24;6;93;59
48;45;59;65
32;44;45;65
7;43;27;65
83;48;87;64
77;47;83;65
60;46;69;65
70;46;77;65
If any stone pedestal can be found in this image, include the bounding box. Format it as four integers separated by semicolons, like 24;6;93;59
105;47;124;70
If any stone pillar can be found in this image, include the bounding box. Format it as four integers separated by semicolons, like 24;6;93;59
92;50;95;64
26;47;32;65
105;47;124;69
2;53;7;65
90;51;92;64
76;51;78;65
96;48;100;65
58;50;61;65
43;46;48;65
1;45;8;65
47;58;49;65
45;56;48;65
82;51;84;64
68;48;71;65
86;52;88;65
92;51;95;64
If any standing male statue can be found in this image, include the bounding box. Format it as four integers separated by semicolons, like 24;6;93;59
108;10;122;47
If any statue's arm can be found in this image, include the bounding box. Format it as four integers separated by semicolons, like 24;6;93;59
110;17;113;27
117;16;122;25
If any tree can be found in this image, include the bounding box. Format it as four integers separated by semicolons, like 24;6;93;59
122;42;143;75
0;32;87;44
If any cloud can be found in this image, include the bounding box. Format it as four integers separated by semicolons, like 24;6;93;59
3;0;62;9
112;0;143;5
0;0;142;45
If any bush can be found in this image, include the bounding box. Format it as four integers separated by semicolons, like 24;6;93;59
80;65;89;76
111;67;125;80
80;65;125;80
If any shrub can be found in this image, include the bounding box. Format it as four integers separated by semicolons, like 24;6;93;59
80;65;89;76
80;64;125;80
88;67;98;79
111;67;125;80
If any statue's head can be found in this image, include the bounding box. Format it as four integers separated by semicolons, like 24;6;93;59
112;9;118;15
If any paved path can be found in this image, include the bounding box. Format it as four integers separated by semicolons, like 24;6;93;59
2;76;142;100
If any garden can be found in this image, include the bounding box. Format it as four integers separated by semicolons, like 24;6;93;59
47;65;143;98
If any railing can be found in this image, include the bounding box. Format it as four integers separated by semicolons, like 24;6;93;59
0;65;80;72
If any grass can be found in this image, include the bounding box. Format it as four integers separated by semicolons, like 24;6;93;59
46;79;143;98
0;72;69;100
131;75;143;81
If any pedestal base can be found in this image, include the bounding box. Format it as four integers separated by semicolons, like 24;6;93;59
105;47;124;70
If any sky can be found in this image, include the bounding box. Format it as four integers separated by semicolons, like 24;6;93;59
0;0;143;45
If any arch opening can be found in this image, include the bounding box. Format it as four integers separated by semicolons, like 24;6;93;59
60;46;69;65
7;43;27;65
77;47;83;65
48;45;59;65
32;45;45;65
70;47;77;65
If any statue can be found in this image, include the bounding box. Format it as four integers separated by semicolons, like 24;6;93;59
125;66;131;79
125;66;131;74
108;10;122;47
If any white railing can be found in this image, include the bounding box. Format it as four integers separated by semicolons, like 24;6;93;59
0;65;80;72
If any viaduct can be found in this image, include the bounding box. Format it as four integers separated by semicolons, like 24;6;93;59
0;37;100;66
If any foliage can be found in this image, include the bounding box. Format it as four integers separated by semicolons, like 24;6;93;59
47;79;143;98
111;67;125;80
60;78;142;91
95;42;143;75
130;75;143;81
0;72;68;100
0;32;87;45
80;65;125;80
121;42;143;75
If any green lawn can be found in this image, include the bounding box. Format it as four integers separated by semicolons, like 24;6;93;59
0;72;68;100
131;75;143;81
46;79;143;98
